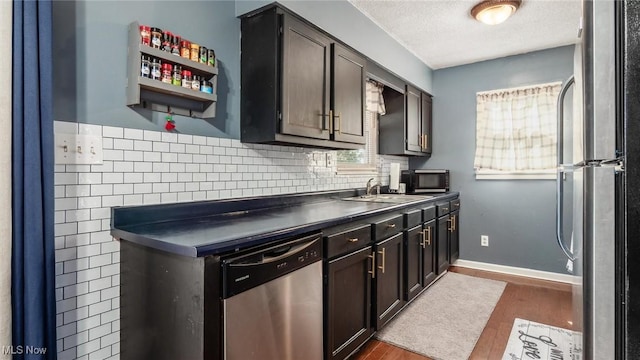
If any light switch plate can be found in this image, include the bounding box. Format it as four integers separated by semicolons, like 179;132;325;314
55;133;104;164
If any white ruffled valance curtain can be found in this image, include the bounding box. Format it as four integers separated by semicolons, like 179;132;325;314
366;80;385;115
474;82;562;171
1;0;12;357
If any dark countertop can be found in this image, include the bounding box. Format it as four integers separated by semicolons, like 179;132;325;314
111;190;459;257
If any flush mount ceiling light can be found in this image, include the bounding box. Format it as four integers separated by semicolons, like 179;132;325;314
471;0;522;25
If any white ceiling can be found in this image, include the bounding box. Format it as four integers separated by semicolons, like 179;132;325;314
349;0;583;69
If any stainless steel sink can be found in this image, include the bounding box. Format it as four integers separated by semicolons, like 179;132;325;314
341;194;434;204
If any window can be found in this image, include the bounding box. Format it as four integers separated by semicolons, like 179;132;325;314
474;82;562;179
337;81;385;174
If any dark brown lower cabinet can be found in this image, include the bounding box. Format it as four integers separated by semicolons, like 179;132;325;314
422;219;437;287
405;219;436;302
325;246;373;360
449;210;460;263
437;215;450;274
374;232;404;330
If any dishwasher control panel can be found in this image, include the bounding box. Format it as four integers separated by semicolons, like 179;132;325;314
222;233;322;298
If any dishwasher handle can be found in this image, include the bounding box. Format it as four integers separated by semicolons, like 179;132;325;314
222;233;323;298
230;239;318;267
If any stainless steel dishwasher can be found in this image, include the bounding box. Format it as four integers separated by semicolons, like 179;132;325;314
222;232;323;360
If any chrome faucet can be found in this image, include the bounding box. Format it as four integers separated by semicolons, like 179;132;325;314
366;178;381;196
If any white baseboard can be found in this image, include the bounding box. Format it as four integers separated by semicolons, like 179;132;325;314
453;259;580;284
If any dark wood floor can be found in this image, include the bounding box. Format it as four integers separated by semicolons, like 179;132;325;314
352;266;575;360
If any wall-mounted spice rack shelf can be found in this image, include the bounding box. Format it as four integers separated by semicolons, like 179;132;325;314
126;21;218;119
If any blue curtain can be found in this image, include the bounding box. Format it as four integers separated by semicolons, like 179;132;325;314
12;0;57;359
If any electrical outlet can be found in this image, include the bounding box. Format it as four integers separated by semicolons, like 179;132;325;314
481;235;489;247
326;153;334;167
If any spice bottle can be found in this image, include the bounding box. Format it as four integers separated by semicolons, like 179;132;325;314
161;63;173;83
140;55;151;78
191;75;201;91
199;46;208;64
171;35;181;56
140;25;151;46
172;64;182;86
190;43;200;62
200;80;213;94
150;58;161;80
162;31;172;52
181;70;192;89
207;49;216;67
180;40;191;59
151;27;162;49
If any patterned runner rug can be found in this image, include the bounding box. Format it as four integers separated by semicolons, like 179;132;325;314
502;318;582;360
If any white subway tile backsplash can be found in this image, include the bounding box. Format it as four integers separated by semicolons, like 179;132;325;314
133;140;152;152
112;184;133;195
88;300;112;318
88;324;111;342
102;127;123;138
91;161;114;174
112;139;133;151
54;121;408;360
102;138;113;150
88;346;112;360
123;150;142;162
133;183;153;194
123;194;143;206
152;183;169;193
77;291;101;308
66;234;92;249
143;151;161;162
91;185;113;196
143;130;161;142
76;339;100;358
78;196;102;210
102;150;124;162
64;330;89;350
161;192;178;203
79;173;103;185
123;128;143;140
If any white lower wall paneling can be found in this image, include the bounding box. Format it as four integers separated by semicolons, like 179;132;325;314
53;121;408;360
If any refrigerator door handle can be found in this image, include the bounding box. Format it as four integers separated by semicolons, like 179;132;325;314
556;76;577;261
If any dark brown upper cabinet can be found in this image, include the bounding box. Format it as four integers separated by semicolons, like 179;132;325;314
240;6;366;149
421;93;433;154
370;61;432;157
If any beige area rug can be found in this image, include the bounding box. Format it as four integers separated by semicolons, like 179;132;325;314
376;272;506;360
502;318;582;360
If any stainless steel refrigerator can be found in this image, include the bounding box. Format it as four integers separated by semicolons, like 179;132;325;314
556;1;639;359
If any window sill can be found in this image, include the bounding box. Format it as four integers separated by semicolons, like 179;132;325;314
475;170;556;180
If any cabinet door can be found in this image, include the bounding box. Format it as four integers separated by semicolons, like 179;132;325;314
421;93;432;154
326;246;372;360
404;225;423;302
422;219;437;287
405;85;422;152
374;233;404;330
332;43;366;144
436;215;450;275
449;210;460;263
281;15;331;140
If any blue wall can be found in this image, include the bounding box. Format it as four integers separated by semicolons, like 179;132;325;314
411;45;575;274
53;0;433;138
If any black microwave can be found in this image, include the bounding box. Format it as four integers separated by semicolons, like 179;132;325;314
401;169;449;193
